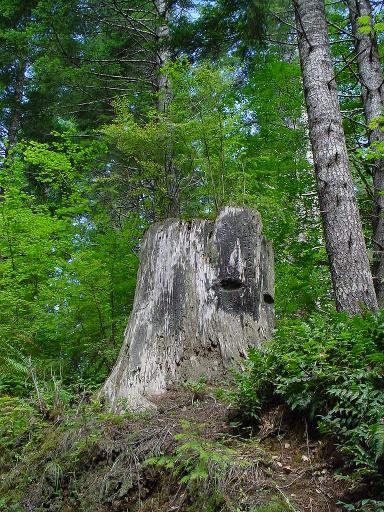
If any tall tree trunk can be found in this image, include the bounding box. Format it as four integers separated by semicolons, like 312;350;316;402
293;0;377;314
155;0;179;217
155;0;171;115
347;0;384;304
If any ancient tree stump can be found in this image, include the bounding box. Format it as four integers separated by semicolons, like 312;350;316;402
101;207;274;409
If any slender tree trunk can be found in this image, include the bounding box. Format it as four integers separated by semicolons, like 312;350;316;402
293;0;377;314
155;0;179;217
155;0;171;115
6;59;26;149
347;0;384;304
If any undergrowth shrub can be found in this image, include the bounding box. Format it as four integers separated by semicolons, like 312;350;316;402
0;390;150;510
234;310;384;494
249;498;291;512
0;396;46;465
338;499;384;511
146;419;239;484
145;419;266;511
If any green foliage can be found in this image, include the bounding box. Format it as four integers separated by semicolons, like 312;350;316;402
338;500;384;512
0;135;140;392
146;419;240;484
0;395;50;478
0;396;36;451
0;391;273;512
234;311;384;486
183;377;208;397
357;14;384;35
2;3;381;509
103;55;326;313
103;60;247;219
0;388;139;509
234;54;328;315
174;0;271;59
371;421;384;462
250;498;291;512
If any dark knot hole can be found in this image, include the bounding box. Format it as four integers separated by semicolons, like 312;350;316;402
263;293;274;304
220;277;244;291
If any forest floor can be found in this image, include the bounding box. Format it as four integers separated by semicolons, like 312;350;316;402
0;387;353;512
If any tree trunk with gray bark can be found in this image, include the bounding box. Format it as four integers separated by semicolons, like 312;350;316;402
101;207;274;410
155;0;179;217
293;0;377;314
347;0;384;304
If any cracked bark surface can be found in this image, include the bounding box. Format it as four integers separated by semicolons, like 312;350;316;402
101;207;274;410
294;0;377;314
348;0;384;304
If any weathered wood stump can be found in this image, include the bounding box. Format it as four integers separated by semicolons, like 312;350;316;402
101;207;274;409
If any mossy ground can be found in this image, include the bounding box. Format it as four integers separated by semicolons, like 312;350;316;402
0;388;349;512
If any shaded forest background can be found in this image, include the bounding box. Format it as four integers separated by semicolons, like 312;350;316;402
1;0;328;390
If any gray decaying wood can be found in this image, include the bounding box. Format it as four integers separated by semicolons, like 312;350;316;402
293;0;378;314
101;207;274;410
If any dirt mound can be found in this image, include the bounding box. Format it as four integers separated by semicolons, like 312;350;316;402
0;388;349;511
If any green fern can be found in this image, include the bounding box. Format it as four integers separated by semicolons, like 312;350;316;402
250;498;292;512
0;342;29;376
146;420;240;485
371;422;384;462
234;310;384;491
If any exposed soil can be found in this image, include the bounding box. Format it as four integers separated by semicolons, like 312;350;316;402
152;389;349;512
